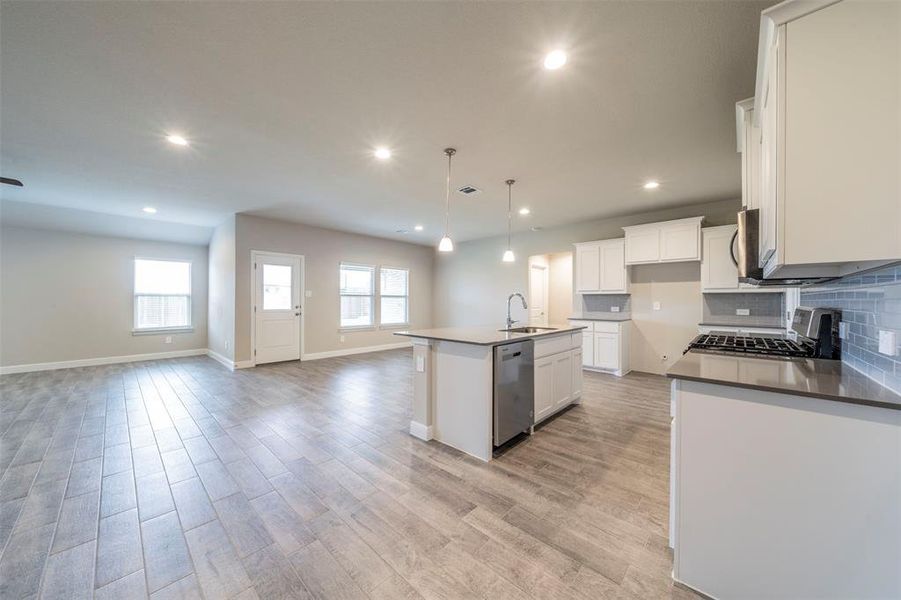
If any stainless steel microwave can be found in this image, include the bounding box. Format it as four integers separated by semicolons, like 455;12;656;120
732;209;834;286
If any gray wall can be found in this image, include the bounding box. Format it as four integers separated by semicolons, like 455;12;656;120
434;198;740;374
208;216;236;361
801;263;901;394
233;214;435;362
0;225;208;367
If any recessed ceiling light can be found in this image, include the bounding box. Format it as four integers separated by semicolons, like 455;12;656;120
166;134;189;147
395;229;409;234
643;181;660;190
519;207;531;216
414;224;424;231
374;147;391;160
142;206;157;214
544;50;567;70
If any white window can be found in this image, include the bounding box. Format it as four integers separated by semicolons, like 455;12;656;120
379;267;409;326
339;263;374;328
134;258;192;331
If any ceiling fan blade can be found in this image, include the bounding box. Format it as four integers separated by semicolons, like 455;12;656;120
0;177;24;187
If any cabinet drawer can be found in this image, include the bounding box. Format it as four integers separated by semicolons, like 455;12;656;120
569;320;595;332
534;333;576;358
593;321;622;334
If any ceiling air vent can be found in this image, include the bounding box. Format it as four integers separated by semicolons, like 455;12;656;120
457;185;481;196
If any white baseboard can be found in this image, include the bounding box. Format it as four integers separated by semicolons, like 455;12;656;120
409;420;434;441
302;341;412;361
0;348;208;375
206;349;236;371
234;360;255;370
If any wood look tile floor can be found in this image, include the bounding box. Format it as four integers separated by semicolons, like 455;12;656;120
0;349;701;600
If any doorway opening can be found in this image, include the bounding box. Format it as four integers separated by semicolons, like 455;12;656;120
251;250;304;365
527;252;573;326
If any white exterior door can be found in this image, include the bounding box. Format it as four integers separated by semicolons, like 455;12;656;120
253;252;302;364
529;263;549;326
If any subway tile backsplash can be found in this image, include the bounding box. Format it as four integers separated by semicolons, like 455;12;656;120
580;294;630;318
702;292;784;328
801;263;901;395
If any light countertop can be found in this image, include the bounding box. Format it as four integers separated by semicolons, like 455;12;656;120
667;351;901;410
394;323;586;346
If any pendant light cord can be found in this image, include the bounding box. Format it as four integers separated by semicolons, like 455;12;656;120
443;148;455;236
506;179;515;249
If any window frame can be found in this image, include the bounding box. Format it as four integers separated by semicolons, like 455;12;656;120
132;257;194;335
338;261;376;331
378;265;410;329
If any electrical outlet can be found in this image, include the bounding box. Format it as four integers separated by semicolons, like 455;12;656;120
164;336;173;344
305;290;313;298
878;330;897;356
653;301;661;311
611;306;620;313
415;356;425;372
736;308;750;316
340;335;345;343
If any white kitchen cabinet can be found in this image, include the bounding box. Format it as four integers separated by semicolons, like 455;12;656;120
571;348;582;399
623;217;704;265
594;333;619;371
574;239;629;294
701;225;739;291
735;98;760;211
575;320;631;377
552;352;573;410
533;332;582;424
752;0;901;279
575;244;600;292
534;355;555;423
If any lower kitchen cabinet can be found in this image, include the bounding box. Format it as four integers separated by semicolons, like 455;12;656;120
533;333;583;424
570;320;631;377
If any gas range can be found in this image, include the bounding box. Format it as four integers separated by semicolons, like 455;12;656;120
685;307;843;361
687;333;814;358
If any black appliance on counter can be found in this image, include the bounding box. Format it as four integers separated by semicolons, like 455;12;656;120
686;306;842;360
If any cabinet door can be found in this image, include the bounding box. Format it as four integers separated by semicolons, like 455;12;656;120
660;221;701;262
600;240;627;293
701;227;739;290
625;228;660;264
594;333;619;371
552;352;572;408
571;349;583;399
575;244;601;292
534;356;555;422
743;108;761;211
581;332;594;367
758;28;780;266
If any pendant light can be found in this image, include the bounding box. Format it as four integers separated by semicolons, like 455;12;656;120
438;148;456;252
502;179;516;262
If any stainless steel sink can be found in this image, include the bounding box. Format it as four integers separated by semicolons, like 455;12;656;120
499;326;558;334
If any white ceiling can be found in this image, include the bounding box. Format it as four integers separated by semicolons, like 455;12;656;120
0;1;769;246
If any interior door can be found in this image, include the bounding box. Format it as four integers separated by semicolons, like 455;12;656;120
529;263;549;326
254;253;302;364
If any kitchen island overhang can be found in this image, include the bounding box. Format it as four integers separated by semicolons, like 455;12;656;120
394;325;586;461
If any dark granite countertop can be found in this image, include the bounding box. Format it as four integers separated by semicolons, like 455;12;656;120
667;351;901;410
568;315;632;322
393;324;585;346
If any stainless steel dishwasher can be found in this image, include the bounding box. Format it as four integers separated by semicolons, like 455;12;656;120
493;340;534;447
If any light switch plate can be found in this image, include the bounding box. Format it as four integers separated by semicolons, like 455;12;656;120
878;330;896;356
653;301;661;311
611;306;620;313
736;308;750;316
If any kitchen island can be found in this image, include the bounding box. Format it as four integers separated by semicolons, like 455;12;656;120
394;324;585;461
667;352;901;599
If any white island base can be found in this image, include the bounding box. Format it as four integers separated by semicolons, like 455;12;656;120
401;327;584;462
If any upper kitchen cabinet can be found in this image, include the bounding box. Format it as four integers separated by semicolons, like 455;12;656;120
623;217;704;265
735;98;760;211
701;225;740;291
574;238;629;294
752;0;901;279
